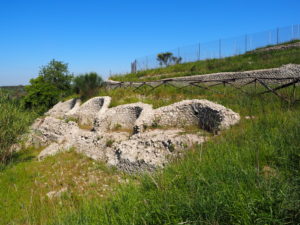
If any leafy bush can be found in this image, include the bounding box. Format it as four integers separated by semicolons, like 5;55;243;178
73;72;103;100
0;91;36;163
22;59;73;114
22;76;60;114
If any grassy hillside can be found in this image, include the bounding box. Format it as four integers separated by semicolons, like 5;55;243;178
110;41;300;82
0;84;299;224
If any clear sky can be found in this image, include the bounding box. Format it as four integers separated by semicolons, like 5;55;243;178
0;0;299;86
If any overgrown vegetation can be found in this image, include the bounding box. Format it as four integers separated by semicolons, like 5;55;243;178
0;42;299;224
21;60;104;113
0;83;299;224
0;91;37;163
111;45;300;81
52;85;300;225
0;60;104;163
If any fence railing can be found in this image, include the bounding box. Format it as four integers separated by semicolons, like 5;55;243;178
105;76;300;104
131;24;300;72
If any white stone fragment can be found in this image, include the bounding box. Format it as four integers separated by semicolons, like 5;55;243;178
38;142;72;160
46;187;68;199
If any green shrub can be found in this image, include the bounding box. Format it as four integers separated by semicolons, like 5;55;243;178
73;72;103;100
0;92;36;163
22;59;73;114
22;76;61;114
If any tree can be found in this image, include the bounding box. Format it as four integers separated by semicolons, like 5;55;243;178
157;52;182;66
22;59;73;114
22;76;60;114
157;52;173;67
172;56;182;65
73;72;103;100
39;59;73;92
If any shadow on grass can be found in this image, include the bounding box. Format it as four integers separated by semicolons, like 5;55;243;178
0;148;40;172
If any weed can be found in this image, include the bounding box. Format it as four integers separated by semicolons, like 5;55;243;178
64;117;78;123
106;140;115;147
113;123;122;130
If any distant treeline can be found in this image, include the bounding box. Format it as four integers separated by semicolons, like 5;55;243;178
0;86;26;99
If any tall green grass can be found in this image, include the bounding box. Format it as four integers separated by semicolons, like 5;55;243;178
49;86;300;225
0;91;37;163
0;85;299;224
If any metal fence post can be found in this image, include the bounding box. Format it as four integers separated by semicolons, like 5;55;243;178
127;24;299;72
131;60;137;74
219;39;222;58
245;34;248;52
198;43;201;61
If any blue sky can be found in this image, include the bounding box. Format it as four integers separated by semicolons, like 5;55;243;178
0;0;299;86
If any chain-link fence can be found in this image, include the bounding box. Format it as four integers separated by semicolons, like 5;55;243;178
132;24;300;72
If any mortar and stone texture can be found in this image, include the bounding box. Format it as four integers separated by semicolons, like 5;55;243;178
94;102;153;132
71;96;111;126
26;96;240;172
149;100;240;133
45;98;80;119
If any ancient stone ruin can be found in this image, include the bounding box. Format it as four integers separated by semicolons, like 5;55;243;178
26;97;240;172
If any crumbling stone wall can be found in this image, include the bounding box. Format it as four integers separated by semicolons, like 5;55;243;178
71;96;111;126
27;97;240;172
94;102;153;132
46;98;80;118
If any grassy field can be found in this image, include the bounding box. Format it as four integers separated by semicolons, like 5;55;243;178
110;42;300;82
0;84;299;224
